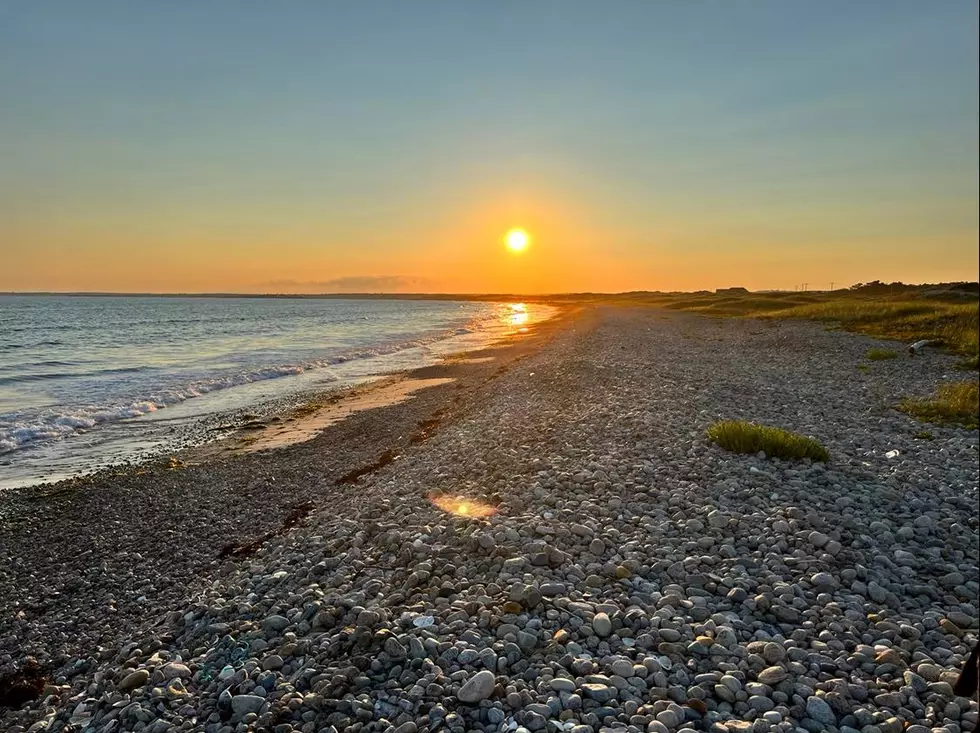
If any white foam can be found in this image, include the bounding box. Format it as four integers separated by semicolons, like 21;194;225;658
0;302;558;457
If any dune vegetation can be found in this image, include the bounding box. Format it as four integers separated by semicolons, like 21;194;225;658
706;419;830;461
899;381;979;429
619;283;980;367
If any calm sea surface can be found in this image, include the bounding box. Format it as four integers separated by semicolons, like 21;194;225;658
0;295;551;487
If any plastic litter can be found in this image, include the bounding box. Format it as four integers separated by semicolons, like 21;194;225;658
413;615;435;628
885;450;900;459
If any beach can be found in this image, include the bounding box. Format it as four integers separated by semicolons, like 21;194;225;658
1;306;977;733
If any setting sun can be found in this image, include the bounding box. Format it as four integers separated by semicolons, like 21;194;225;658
505;228;530;253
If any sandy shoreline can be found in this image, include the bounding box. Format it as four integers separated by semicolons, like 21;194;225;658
1;306;977;733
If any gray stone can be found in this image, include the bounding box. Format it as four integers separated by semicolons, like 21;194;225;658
457;670;496;703
231;694;266;716
261;614;290;632
593;612;612;637
806;696;837;727
582;683;616;703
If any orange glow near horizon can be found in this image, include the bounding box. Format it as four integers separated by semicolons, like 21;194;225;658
2;182;977;294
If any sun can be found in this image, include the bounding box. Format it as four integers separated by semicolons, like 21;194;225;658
505;228;530;253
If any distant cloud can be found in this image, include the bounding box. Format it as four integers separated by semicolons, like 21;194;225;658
262;275;436;293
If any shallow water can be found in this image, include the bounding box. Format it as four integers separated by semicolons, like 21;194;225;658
0;295;553;487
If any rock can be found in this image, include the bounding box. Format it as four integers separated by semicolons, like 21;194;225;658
810;572;836;589
261;614;290;633
707;510;729;528
231;694;266;716
160;662;190;680
879;717;903;733
516;630;538;650
582;684;616;703
356;610;381;627
763;643;786;663
593;612;612;637
948;611;975;629
262;654;284;671
551;678;576;693
758;667;788;685
808;531;829;548
868;582;888;603
118;670;149;692
457;670;496;703
806;696;837;726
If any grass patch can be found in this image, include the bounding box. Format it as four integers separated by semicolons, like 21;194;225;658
866;348;898;361
762;300;978;359
913;430;934;440
857;364;870;374
655;286;978;367
899;381;979;429
707;420;830;461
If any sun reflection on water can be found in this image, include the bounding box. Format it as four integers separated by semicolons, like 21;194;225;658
505;303;530;329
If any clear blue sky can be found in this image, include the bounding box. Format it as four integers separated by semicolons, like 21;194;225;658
1;1;977;292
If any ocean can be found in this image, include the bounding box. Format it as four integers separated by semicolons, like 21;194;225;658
0;295;553;488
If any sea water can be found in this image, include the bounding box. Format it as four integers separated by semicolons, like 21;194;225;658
0;295;552;487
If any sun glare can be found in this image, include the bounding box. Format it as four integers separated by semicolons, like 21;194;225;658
505;228;530;253
430;494;498;518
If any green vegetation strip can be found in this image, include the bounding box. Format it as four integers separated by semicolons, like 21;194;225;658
640;285;978;367
866;348;898;361
899;382;979;429
707;420;830;461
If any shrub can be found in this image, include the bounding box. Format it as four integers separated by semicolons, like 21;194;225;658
866;348;898;361
899;382;979;429
707;420;830;461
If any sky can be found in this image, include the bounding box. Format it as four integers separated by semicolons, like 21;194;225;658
1;1;977;294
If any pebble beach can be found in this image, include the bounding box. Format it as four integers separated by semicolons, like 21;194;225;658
1;306;977;733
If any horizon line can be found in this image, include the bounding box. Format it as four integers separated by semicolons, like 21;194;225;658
2;281;978;300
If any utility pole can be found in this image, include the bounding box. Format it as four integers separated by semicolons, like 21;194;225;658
803;283;808;292
830;282;834;292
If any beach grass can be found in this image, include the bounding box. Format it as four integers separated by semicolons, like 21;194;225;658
655;286;978;366
707;420;830;461
866;348;899;361
899;381;979;429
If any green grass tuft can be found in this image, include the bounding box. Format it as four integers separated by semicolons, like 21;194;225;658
707;420;830;461
913;430;934;440
899;381;979;429
857;364;870;373
866;348;898;361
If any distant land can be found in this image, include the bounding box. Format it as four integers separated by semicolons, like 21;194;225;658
1;281;977;301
